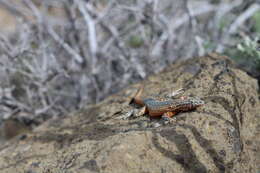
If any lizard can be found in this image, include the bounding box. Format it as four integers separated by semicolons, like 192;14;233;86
130;85;205;119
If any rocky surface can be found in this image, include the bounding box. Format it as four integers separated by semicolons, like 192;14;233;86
0;53;259;173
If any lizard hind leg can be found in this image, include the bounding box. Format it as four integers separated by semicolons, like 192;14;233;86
169;88;184;98
163;111;176;118
162;112;177;123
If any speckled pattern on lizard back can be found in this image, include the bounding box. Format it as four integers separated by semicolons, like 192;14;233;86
132;85;204;118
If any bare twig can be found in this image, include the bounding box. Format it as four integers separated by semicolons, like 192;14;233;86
228;3;260;34
77;1;98;61
48;27;84;64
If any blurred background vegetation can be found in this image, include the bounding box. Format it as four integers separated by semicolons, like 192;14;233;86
0;0;259;131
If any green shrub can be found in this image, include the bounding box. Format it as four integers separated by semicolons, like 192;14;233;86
225;36;260;76
128;35;144;48
252;10;260;33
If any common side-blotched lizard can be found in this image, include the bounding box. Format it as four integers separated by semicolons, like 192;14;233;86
131;85;204;119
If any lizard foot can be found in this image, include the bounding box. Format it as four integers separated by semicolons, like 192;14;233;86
168;88;184;98
162;111;177;124
161;115;177;124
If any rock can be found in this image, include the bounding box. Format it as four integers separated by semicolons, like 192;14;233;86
1;118;31;140
0;53;259;173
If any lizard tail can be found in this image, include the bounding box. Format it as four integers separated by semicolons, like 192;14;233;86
132;85;145;106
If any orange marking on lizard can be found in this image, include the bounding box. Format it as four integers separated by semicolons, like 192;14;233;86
132;86;204;118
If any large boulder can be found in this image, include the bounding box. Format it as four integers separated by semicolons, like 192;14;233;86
0;53;259;173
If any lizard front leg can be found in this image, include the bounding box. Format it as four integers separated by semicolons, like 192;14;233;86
162;111;177;123
133;106;149;117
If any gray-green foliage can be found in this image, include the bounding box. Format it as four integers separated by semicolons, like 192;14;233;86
252;10;260;33
226;36;260;75
128;35;144;48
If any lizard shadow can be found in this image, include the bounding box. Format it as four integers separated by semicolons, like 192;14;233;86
152;128;208;173
152;123;230;173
